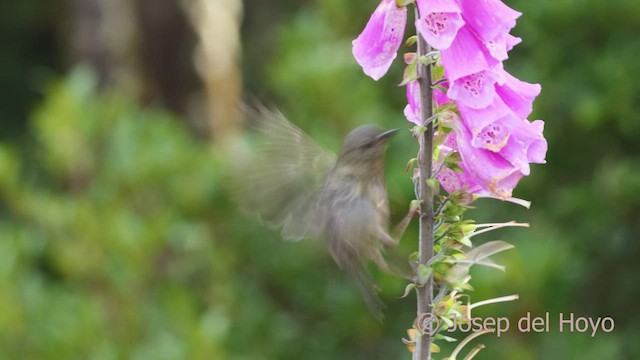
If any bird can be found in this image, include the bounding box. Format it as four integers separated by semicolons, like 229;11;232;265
232;105;408;318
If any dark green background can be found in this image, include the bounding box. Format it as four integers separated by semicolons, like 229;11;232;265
1;0;638;358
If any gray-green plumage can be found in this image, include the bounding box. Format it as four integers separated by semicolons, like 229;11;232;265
233;107;399;318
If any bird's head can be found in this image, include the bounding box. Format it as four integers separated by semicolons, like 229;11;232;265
337;125;398;167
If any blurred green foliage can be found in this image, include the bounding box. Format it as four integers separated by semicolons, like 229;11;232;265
0;69;232;359
1;0;639;359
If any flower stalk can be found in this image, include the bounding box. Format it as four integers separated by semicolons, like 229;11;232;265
415;31;435;360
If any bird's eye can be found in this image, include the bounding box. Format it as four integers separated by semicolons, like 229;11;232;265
361;141;375;149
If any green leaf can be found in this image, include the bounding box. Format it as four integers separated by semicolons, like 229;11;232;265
401;283;417;298
463;344;486;360
411;125;426;137
399;61;419;86
417;264;432;285
405;35;418;47
409;251;419;262
433;84;449;94
409;199;423;212
444;151;462;168
396;0;414;6
427;178;440;193
456;236;472;247
458;240;515;271
432;64;445;82
419;54;437;66
435;333;458;342
405;158;417;173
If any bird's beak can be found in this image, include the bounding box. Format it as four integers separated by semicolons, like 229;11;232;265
376;128;399;143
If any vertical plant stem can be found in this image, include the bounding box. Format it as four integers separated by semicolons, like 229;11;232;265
414;33;435;360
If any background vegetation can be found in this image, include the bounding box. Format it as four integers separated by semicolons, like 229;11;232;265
0;0;639;358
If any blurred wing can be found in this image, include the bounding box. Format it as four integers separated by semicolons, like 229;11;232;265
232;105;336;241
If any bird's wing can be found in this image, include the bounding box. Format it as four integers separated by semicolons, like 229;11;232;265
231;105;336;241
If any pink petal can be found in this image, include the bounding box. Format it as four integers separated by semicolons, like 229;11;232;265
442;131;458;149
498;119;547;176
457;124;522;199
438;166;470;193
458;0;521;44
404;80;421;125
471;116;514;152
436;133;475;194
405;80;451;124
434;83;451;106
495;69;541;118
416;0;465;50
506;34;522;52
457;95;516;138
485;32;521;61
440;25;500;81
527;120;547;164
352;0;407;80
438;116;523;199
448;70;498;109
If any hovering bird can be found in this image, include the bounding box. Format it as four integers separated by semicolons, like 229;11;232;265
232;106;411;317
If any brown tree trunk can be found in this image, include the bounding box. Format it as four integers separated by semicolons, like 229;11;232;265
184;0;244;143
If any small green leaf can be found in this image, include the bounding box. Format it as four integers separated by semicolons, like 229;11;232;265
409;251;419;262
463;344;486;360
399;61;419;86
405;158;417;173
409;199;423;212
444;151;462;167
444;151;463;173
450;191;474;205
405;35;418;47
459;283;474;291
435;333;458;342
411;125;426;137
433;84;449;94
401;283;417;298
396;0;414;6
432;64;445;82
427;178;440;193
417;264;432;285
456;236;472;247
419;54;437;66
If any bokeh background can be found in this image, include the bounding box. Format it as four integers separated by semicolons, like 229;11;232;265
1;0;639;359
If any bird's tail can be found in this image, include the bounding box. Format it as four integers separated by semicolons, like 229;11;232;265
344;257;386;321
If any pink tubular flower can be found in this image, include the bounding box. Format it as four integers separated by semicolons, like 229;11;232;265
498;119;547;176
457;96;519;151
441;117;522;200
351;0;547;201
405;80;451;125
415;0;465;50
450;67;543;153
352;0;407;80
437;113;546;202
495;69;542;118
404;80;421;125
458;0;521;44
458;0;521;62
